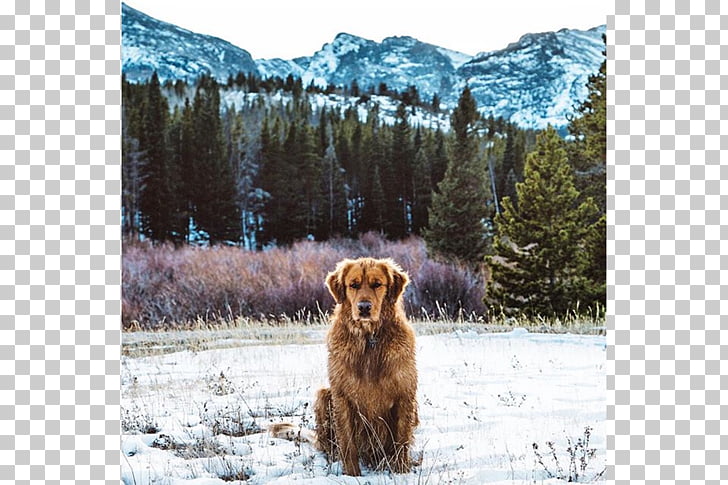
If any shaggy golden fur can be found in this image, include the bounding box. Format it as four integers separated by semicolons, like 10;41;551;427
316;257;419;475
269;258;419;476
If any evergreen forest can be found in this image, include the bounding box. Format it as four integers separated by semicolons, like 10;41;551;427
122;41;606;318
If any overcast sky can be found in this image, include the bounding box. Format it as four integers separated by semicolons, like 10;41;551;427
123;0;609;60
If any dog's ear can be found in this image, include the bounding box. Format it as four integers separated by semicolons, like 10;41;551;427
384;259;409;303
325;260;351;304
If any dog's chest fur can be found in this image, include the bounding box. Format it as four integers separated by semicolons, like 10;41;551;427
328;330;401;417
352;337;387;381
327;317;413;391
331;325;391;381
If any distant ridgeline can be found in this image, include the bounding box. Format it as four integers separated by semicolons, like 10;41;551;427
121;2;605;131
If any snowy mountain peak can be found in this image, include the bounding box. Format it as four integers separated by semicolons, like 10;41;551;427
382;35;419;46
286;32;466;99
121;3;605;129
459;25;605;128
328;32;371;55
332;32;369;45
121;2;258;82
289;32;376;86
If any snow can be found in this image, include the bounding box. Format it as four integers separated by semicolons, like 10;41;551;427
436;47;472;69
298;33;369;88
122;327;606;484
218;89;451;132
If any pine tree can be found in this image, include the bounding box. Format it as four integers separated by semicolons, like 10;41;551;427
347;121;365;232
359;107;388;234
582;213;606;310
565;34;606;312
411;144;432;234
431;93;441;113
223;106;265;249
498;123;522;208
190;75;241;244
430;127;449;192
568;34;606;214
121;110;146;240
366;163;387;232
382;103;413;238
294;122;324;238
320;140;349;238
163;105;189;243
486;126;600;317
259;118;303;245
424;86;492;265
137;72;185;242
257;117;287;245
178;97;195;242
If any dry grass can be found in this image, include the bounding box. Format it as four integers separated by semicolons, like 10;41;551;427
122;233;487;329
122;315;330;357
122;313;604;358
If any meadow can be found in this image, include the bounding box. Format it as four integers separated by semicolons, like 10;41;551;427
122;234;605;483
121;324;606;484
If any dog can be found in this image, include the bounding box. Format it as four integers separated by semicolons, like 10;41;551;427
270;257;419;476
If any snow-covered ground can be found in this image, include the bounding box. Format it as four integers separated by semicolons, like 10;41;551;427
121;327;606;484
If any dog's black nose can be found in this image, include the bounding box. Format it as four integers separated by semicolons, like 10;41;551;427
358;301;372;315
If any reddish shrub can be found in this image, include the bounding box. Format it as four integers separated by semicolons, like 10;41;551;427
407;259;487;319
122;234;487;329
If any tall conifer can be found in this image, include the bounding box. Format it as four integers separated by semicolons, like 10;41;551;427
411;144;432;235
191;75;241;244
566;36;607;310
486;126;600;316
425;86;492;265
320;140;348;238
568;35;607;214
138;72;183;242
382;103;413;238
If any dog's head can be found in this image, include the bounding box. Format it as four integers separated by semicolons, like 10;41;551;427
325;257;409;325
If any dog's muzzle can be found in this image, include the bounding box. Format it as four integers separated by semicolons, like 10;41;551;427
357;301;372;318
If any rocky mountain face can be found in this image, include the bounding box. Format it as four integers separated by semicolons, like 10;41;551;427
121;3;258;82
122;2;605;129
295;33;462;103
458;27;606;128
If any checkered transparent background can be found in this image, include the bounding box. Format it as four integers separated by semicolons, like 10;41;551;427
2;0;724;483
2;0;121;483
607;0;725;483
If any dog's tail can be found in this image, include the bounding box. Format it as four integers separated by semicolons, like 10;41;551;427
267;387;333;453
267;422;317;445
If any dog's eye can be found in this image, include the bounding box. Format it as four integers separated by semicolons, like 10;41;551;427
349;282;361;290
371;282;382;289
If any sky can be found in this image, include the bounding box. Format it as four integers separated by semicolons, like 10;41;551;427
123;0;609;60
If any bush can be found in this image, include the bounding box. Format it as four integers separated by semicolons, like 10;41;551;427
408;259;486;319
122;233;487;329
532;426;603;483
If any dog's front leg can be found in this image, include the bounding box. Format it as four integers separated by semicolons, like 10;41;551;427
391;397;417;473
332;394;361;476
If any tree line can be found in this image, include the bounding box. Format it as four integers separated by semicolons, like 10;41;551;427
122;72;531;248
122;37;606;317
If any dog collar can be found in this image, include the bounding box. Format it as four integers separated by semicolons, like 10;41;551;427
366;332;378;349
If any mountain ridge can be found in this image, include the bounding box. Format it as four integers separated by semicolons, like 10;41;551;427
121;2;605;129
122;3;258;82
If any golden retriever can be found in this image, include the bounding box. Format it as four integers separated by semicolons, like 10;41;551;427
271;257;418;476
